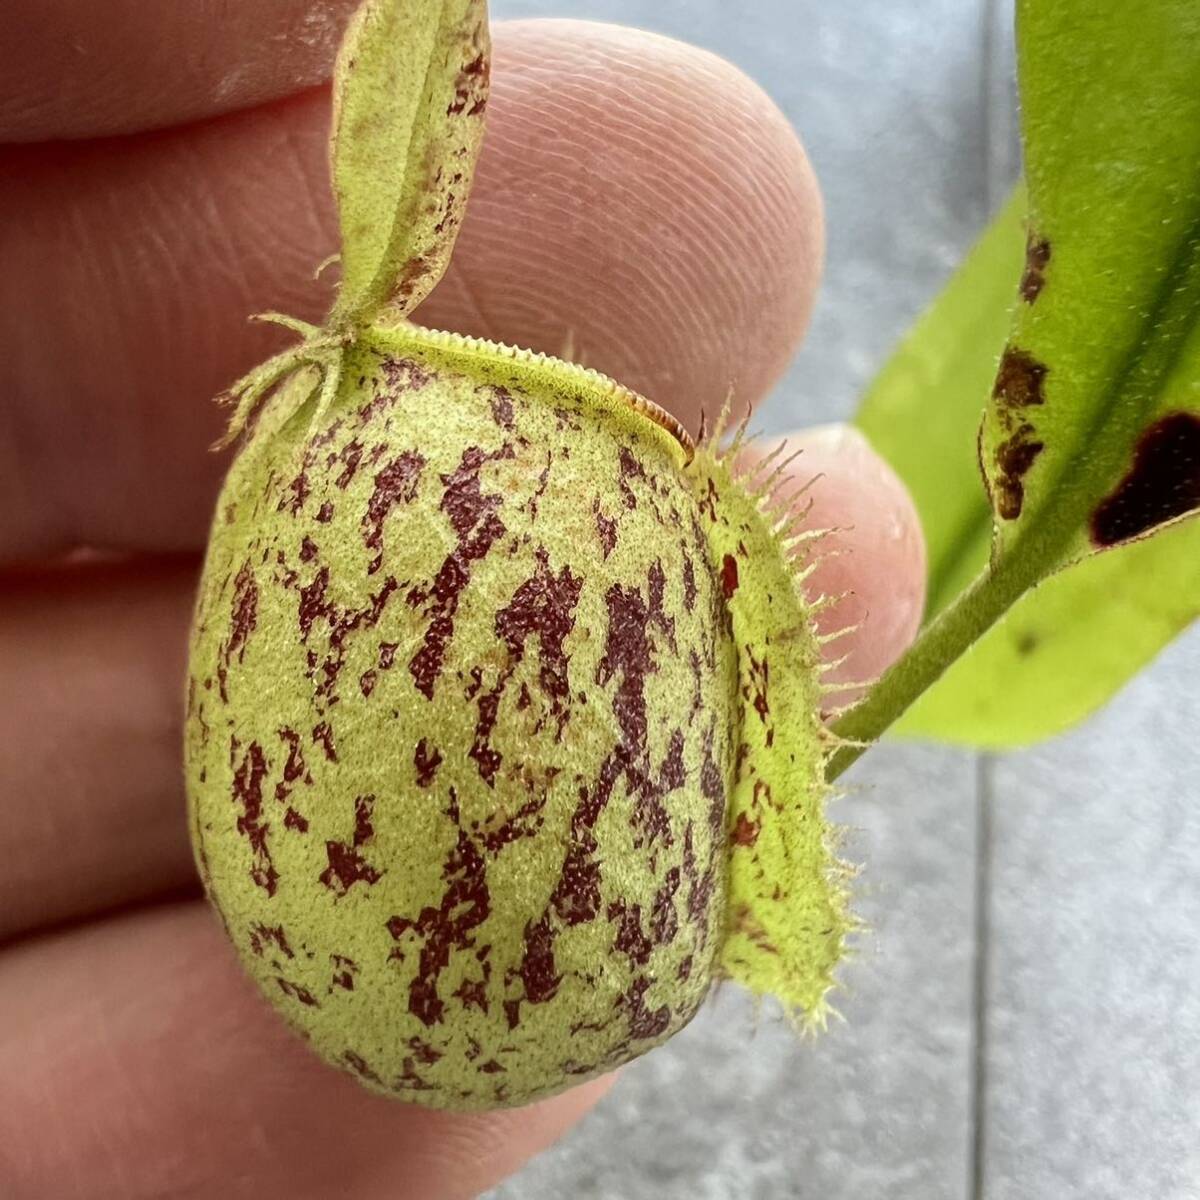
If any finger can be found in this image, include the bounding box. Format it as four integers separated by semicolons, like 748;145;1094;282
0;901;612;1200
1;433;924;942
750;424;927;700
0;559;198;943
1;0;360;142
0;20;823;564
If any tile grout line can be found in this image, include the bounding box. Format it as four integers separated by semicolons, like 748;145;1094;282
969;754;995;1200
970;0;1005;1194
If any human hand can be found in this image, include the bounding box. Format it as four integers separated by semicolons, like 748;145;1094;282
0;7;925;1197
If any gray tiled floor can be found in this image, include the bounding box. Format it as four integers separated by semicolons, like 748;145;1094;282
486;1;1200;1197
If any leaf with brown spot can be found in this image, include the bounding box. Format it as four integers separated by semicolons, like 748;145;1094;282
834;2;1200;769
982;1;1200;561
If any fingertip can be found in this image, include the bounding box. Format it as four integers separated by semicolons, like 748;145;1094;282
750;424;927;696
418;19;825;430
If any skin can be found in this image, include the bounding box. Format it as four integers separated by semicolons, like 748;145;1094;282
0;8;926;1198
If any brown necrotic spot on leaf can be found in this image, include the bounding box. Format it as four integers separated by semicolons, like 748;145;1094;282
1020;233;1051;303
1090;412;1200;546
994;423;1045;520
993;347;1048;410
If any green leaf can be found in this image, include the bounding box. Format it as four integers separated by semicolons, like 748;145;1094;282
895;517;1200;746
832;2;1200;774
329;0;489;328
983;0;1200;568
858;192;1200;747
856;191;1025;620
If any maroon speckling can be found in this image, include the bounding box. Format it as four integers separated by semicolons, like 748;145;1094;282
720;554;739;599
651;867;682;946
299;535;318;562
275;728;307;804
249;923;294;959
312;722;338;762
408;1037;443;1065
551;840;603;926
319;794;382;896
343;1051;383;1084
479;792;548;854
219;562;258;700
380;356;434;395
647;559;677;653
359;669;378;697
331;954;358;991
510;914;562;1018
522;454;552;520
414;739;444;786
593;500;618;559
469;549;583;783
595;582;653;753
744;646;770;723
279;466;311;516
232;740;277;895
298;566;331;641
700;723;727;839
478;1059;506;1074
682;553;697;612
275;977;319;1007
387;825;490;1027
608;901;653;966
489;386;515;430
333;439;365;490
617;446;645;510
622;975;670;1042
379;642;399;669
677;955;694;981
284;807;309;832
446;50;488;117
395;1059;435;1092
315;500;334;523
681;821;716;932
660;730;686;792
363;451;425;574
503;999;522;1031
409;445;514;698
453;976;489;1014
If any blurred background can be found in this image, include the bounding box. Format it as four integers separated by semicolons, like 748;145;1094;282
481;1;1200;1197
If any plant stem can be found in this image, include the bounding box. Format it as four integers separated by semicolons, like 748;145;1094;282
826;550;1036;781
